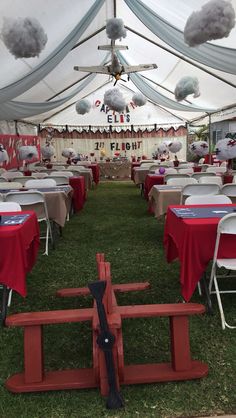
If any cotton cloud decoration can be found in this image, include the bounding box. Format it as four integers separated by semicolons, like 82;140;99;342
106;18;126;40
215;137;236;160
1;17;47;58
189;141;209;157
18;145;38;160
184;0;235;47
0;144;9;163
61;148;76;158
75;99;91;115
174;76;200;101
132;93;147;107
41;144;55;159
157;142;169;154
104;88;126;112
168;140;182;153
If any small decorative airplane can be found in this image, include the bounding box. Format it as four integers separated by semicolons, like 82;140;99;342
74;41;157;86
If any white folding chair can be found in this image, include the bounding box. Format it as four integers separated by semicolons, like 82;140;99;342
25;178;57;188
206;166;227;174
199;176;223;186
2;171;23;180
12;176;37;186
192;172;216;181
50;171;73;178
209;213;236;329
166;177;198;187
164;173;190;183
31;172;49;179
48;176;69;185
0;176;8;182
221;184;236;203
0;182;22;190
0;201;21;212
5;191;53;255
178;168;194;175
185;195;232;205
181;183;220;204
0;193;3;201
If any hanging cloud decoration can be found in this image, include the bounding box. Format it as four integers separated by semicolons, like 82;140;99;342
215;137;236;160
106;18;127;40
168;140;182;153
1;17;47;58
61;148;76;158
18;145;38;160
157;142;169;154
184;0;235;47
41;144;55;159
75;99;91;115
104;88;126;112
174;76;200;101
0;144;9;163
132;92;147;107
189;141;209;157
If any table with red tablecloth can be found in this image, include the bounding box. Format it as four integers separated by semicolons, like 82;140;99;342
144;174;164;199
0;211;40;297
88;164;100;185
69;176;86;212
223;175;233;184
163;204;236;302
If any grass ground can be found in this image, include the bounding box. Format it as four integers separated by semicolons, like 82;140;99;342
1;181;236;418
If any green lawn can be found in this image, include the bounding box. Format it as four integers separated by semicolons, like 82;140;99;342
1;181;236;418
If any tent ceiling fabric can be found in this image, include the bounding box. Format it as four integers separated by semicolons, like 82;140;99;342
0;0;236;126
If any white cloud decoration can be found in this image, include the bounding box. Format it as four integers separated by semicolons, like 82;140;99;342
41;144;55;159
189;141;209;157
104;88;126;112
61;148;76;158
157;142;169;155
75;99;91;115
168;140;182;154
1;17;47;58
18;145;38;160
184;0;235;47
215;138;236;160
0;144;9;163
174;76;200;102
132;93;147;107
106;18;126;40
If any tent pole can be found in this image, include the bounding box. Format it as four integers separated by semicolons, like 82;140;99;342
208;113;212;164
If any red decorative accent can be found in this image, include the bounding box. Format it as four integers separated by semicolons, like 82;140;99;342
0;135;40;170
5;254;208;395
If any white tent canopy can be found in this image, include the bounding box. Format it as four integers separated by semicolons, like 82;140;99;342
0;0;236;127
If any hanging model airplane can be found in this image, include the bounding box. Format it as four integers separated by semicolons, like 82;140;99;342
74;41;157;86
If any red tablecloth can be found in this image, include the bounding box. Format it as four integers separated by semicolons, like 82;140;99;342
164;204;236;302
88;164;100;185
193;166;202;173
0;211;40;296
69;176;86;212
131;162;141;181
144;174;164;200
223;175;233;184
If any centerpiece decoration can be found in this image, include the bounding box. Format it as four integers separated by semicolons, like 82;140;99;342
215;137;236;174
0;144;9;166
61;148;76;165
168;140;183;167
18;145;39;174
41;131;55;168
189;141;209;165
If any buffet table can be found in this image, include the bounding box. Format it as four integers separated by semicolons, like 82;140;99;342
99;161;131;178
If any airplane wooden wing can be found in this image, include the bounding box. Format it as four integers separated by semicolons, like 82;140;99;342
74;65;111;74
122;64;158;74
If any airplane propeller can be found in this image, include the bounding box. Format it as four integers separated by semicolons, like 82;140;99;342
113;73;127;86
